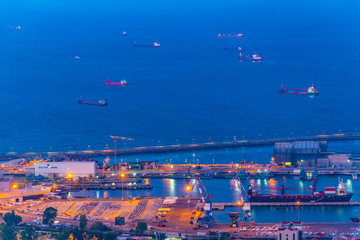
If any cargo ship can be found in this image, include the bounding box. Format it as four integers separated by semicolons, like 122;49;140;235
78;100;107;106
217;33;243;38
239;52;261;62
279;85;319;95
134;41;160;48
105;79;128;86
247;177;353;202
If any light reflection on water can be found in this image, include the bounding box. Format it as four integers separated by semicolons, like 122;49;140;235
72;175;358;223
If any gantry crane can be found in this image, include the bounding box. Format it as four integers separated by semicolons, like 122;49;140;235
190;174;215;228
229;171;253;226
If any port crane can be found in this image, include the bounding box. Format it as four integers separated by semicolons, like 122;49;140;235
229;172;252;227
190;174;215;228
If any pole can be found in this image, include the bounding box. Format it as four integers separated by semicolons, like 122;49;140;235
298;205;300;222
114;138;117;170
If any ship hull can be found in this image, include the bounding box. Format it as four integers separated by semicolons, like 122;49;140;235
249;193;353;202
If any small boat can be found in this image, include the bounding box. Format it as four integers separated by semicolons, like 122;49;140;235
134;41;160;48
121;31;127;35
105;79;128;86
78;100;107;106
279;84;319;96
351;210;359;222
217;33;243;38
74;56;81;60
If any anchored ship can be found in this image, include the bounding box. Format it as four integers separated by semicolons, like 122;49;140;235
217;33;243;38
279;85;319;95
105;79;128;86
239;52;261;62
78;99;107;106
247;177;353;202
134;41;160;48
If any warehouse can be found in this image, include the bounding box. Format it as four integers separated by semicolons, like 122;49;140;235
273;141;328;167
35;161;95;179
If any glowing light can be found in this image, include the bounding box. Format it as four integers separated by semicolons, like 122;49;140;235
186;185;191;191
170;165;174;168
120;173;126;178
296;201;300;205
237;201;242;206
67;173;73;178
11;183;18;189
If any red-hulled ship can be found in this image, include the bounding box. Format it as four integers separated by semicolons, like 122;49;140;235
279;85;319;96
247;177;353;202
105;79;128;86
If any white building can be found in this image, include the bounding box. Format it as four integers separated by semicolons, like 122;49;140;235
277;221;302;240
35;161;95;179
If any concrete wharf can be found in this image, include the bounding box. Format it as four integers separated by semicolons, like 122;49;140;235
210;201;360;210
3;133;360;160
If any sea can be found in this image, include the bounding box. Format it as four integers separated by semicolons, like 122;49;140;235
1;0;360;223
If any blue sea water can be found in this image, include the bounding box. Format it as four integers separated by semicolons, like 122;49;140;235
0;0;360;154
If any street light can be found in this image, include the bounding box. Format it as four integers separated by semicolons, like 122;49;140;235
120;173;126;200
186;185;191;216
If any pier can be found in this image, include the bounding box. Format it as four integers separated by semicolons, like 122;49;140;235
2;133;360;160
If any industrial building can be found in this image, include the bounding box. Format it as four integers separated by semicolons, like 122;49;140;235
272;141;354;167
273;141;327;166
35;161;96;179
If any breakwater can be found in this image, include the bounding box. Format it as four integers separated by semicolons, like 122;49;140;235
2;133;360;160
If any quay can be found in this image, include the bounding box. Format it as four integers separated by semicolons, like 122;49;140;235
211;202;360;210
2;133;360;160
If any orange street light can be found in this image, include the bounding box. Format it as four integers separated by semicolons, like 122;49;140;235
11;183;18;189
296;201;300;205
186;185;191;191
237;201;243;206
120;173;126;178
67;173;73;179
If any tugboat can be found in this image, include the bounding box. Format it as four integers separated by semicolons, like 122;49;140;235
78;99;107;106
105;79;128;86
350;210;359;222
279;85;319;96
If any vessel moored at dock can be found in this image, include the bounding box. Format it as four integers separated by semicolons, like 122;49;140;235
247;177;353;203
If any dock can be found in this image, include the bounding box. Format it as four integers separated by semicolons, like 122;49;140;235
210;201;360;210
2;133;360;161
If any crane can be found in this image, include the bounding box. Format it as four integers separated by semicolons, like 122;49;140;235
250;176;316;196
229;172;252;227
190;174;215;228
110;135;134;168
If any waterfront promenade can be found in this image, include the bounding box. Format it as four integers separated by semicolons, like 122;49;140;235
2;133;360;160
